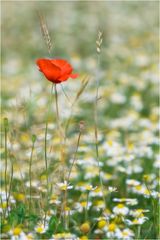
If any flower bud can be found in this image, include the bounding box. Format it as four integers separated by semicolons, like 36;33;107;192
79;121;85;132
80;222;90;234
31;134;37;143
4;118;9;131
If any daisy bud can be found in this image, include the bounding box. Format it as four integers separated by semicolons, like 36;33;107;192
31;134;37;143
79;121;85;132
80;222;90;234
4;118;9;131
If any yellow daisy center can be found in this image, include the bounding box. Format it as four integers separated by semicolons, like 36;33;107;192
108;223;116;232
98;220;107;229
13;227;22;236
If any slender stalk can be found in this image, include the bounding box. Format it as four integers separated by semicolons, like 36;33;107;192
94;85;106;207
44;84;54;194
54;84;67;229
65;129;82;229
29;136;36;214
63;189;67;230
144;180;158;236
66;131;81;183
6;155;14;215
64;78;89;137
54;84;59;121
64;103;74;138
54;84;65;176
38;11;53;196
94;31;106;209
54;84;63;138
44;122;49;193
136;225;141;239
144;223;153;239
18;161;28;205
85;190;90;221
89;208;104;234
55;129;82;232
43;121;50;226
60;83;71;104
4;118;8;218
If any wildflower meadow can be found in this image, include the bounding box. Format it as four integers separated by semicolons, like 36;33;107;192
1;1;159;240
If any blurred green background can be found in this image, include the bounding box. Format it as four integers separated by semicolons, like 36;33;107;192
2;1;158;77
1;1;159;134
1;0;159;136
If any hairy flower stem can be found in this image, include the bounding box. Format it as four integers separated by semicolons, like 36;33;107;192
44;121;49;226
44;124;48;177
54;84;65;180
44;84;54;196
54;84;67;228
29;138;35;215
43;84;54;224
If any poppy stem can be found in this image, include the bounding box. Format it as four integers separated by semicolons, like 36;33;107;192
54;84;62;141
54;84;65;180
44;121;49;206
54;84;67;230
29;136;36;216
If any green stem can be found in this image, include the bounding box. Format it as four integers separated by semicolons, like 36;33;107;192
29;138;35;214
54;84;60;127
54;84;65;178
66;131;81;183
94;55;106;209
85;190;90;221
136;225;141;239
43;121;49;226
64;103;74;138
44;122;49;194
4;122;8;218
144;180;158;236
6;155;14;216
44;83;54;194
55;130;82;233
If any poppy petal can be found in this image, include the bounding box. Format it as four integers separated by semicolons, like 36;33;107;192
36;58;78;84
51;59;72;76
58;74;70;81
70;73;79;79
36;59;61;82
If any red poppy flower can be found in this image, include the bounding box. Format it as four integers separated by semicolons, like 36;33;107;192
36;58;78;84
